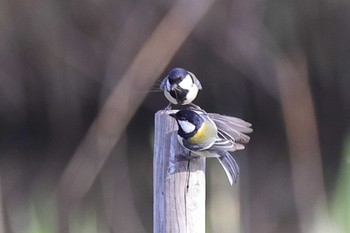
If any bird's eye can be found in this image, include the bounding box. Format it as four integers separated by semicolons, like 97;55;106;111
169;77;182;85
168;78;176;85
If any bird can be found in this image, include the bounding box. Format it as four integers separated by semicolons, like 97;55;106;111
160;68;202;109
169;109;252;185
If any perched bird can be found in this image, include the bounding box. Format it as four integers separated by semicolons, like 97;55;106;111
170;109;252;185
160;68;202;108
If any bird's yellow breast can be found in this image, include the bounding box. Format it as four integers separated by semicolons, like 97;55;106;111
188;121;217;146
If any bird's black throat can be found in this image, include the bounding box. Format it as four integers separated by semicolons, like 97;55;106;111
170;88;189;104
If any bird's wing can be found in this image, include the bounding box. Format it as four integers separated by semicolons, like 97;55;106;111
208;113;252;144
216;151;240;185
159;77;168;90
210;137;245;152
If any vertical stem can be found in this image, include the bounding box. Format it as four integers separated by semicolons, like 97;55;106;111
275;56;328;232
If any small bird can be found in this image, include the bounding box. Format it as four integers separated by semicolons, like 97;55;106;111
169;109;252;185
160;68;202;109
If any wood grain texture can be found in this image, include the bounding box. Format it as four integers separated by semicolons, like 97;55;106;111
154;110;206;233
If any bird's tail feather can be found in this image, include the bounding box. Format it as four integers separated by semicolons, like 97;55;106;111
216;151;239;185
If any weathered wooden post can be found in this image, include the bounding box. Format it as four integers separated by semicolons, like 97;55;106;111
154;110;206;233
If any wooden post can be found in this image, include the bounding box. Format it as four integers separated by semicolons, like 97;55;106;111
154;110;206;233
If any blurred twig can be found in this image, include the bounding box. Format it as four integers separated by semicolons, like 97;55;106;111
0;175;12;233
0;175;5;233
331;134;350;233
275;54;329;233
100;138;146;233
55;0;216;232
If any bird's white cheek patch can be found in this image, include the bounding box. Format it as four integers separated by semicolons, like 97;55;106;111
178;120;196;133
178;75;193;89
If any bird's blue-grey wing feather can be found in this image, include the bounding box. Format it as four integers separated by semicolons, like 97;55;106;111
159;77;168;90
216;151;239;185
208;113;252;144
211;137;245;152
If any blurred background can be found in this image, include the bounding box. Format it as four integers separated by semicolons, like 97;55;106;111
0;0;349;232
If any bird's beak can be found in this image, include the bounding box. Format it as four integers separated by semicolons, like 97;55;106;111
170;83;178;91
